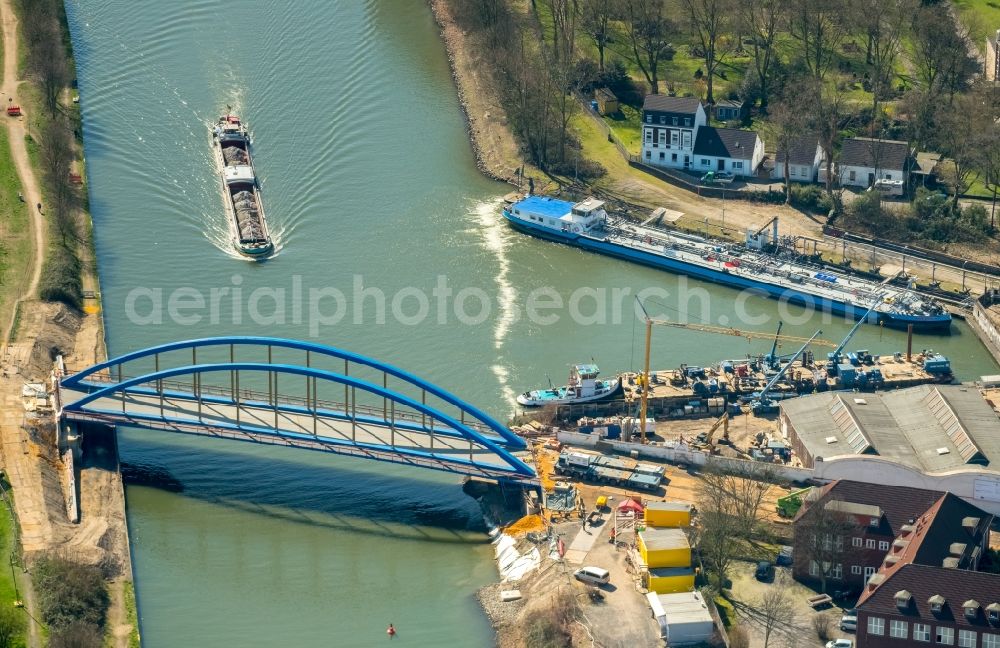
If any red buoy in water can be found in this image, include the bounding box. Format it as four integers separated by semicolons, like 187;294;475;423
387;624;396;638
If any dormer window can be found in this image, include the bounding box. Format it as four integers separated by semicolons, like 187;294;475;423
685;118;691;127
869;517;879;528
965;600;981;619
672;117;678;126
645;114;652;123
659;116;666;124
988;603;1000;623
895;590;913;609
929;595;946;614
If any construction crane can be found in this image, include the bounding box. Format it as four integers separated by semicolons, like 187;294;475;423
826;301;882;372
750;329;823;415
634;298;835;444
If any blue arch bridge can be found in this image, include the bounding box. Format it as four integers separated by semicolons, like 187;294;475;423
55;337;536;483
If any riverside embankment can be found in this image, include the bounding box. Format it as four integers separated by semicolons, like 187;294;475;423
0;0;136;645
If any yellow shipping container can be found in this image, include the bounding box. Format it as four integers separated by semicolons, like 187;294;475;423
637;528;691;569
646;567;696;594
644;501;692;528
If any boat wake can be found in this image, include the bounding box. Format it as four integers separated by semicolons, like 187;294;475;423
470;198;518;405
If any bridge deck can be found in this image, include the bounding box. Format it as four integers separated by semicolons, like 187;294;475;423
60;386;532;480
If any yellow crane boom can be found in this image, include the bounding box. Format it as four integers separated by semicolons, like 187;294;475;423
645;318;839;349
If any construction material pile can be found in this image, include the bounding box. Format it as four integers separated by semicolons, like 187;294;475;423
222;146;249;166
231;190;265;242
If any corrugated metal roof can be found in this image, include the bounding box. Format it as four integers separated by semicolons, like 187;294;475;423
782;385;1000;472
647;501;692;512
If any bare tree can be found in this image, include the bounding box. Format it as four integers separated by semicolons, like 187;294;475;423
933;93;984;209
758;579;797;648
766;96;809;204
806;79;849;195
691;508;738;592
581;0;614;71
854;0;913;135
681;0;734;105
796;501;859;594
625;0;677;94
785;0;849;82
741;0;781;111
698;461;776;538
910;4;978;106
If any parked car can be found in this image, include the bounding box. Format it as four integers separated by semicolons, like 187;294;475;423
825;639;853;648
754;561;775;582
775;545;793;566
574;566;610;586
840;613;858;632
701;171;735;185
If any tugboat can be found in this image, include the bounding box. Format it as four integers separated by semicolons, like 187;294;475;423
516;364;623;407
212;113;274;259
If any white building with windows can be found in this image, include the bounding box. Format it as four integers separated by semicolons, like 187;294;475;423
640;95;764;177
640;95;706;171
771;136;824;183
838;137;913;196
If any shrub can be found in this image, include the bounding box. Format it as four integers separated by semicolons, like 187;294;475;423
0;606;25;648
48;621;103;648
32;555;108;632
813;613;832;641
38;250;82;309
522;589;577;648
789;184;826;213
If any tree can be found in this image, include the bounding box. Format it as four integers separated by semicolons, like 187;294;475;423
854;0;913;134
910;4;978;106
692;507;738;592
47;621;103;648
581;0;614;71
0;606;25;648
697;461;776;538
625;0;677;95
796;501;860;594
933;92;983;209
806;79;848;195
785;0;849;82
758;580;797;648
681;0;734;105
766;96;809;204
741;0;781;110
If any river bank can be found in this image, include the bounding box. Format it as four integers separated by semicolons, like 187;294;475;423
0;0;136;645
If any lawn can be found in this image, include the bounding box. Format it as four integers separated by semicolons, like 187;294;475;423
0;489;28;647
602;103;642;154
0;124;34;335
952;0;1000;46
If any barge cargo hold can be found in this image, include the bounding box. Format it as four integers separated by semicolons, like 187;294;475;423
212;114;274;259
502;196;951;332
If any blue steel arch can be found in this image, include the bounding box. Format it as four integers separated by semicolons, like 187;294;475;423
62;336;525;450
62;362;535;477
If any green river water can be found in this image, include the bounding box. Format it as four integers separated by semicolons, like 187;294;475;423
63;0;999;645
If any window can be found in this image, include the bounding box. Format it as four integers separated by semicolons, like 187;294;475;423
734;161;743;169
850;169;858;181
914;624;931;642
682;131;692;148
790;167;797;176
685;117;691;126
959;630;978;648
659;130;667;146
853;537;863;547
645;129;653;144
867;539;877;549
645;114;652;123
884;173;892;179
809;561;819;577
890;620;909;639
937;627;954;645
671;130;679;147
868;617;885;636
984;634;1000;648
879;541;890;551
671;153;677;162
645;150;651;158
823;534;833;551
702;159;710;167
672;117;678;125
852;565;862;575
659;152;665;160
659;116;666;124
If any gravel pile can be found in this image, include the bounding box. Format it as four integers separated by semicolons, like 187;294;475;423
476;582;525;630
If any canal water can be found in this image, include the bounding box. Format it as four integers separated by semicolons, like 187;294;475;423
65;0;999;645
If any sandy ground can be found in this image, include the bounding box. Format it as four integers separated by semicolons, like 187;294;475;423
0;0;132;644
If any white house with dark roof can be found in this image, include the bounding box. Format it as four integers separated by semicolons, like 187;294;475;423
641;94;763;176
838;137;913;196
641;95;707;171
771;136;824;183
692;126;764;177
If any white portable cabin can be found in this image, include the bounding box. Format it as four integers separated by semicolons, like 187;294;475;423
648;591;716;646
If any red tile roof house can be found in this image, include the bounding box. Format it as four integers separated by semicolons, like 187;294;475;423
847;486;997;647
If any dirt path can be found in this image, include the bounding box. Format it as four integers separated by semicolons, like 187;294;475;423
0;0;46;344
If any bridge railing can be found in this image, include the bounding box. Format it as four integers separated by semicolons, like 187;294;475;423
61;371;503;439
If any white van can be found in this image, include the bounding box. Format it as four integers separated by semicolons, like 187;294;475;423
574;566;610;586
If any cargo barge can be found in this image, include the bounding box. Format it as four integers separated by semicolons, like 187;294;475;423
212;114;274;259
502;196;951;332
